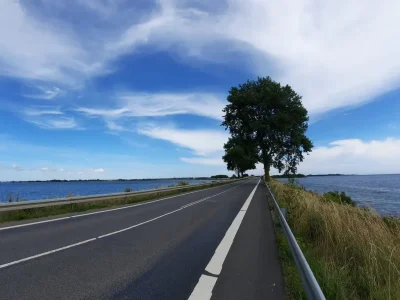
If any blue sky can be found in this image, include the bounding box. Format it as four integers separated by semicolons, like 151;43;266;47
1;0;400;181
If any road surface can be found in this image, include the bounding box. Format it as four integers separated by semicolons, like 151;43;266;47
0;178;285;300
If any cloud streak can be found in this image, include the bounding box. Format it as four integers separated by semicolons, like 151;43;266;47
138;124;228;156
77;92;225;120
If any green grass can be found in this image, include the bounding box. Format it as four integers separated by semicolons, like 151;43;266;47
0;181;230;223
268;198;307;300
269;180;400;300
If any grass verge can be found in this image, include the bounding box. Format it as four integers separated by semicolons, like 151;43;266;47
268;194;306;300
269;180;400;300
0;181;231;224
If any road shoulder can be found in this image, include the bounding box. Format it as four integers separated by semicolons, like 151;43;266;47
210;182;286;300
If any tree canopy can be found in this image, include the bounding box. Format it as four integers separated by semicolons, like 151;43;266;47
222;136;257;177
222;76;313;181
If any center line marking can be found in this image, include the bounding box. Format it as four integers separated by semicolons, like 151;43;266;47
0;181;249;270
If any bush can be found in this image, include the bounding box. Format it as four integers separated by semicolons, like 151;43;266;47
322;191;356;206
176;181;189;186
124;187;132;192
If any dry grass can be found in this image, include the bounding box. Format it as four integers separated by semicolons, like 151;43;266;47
269;180;400;300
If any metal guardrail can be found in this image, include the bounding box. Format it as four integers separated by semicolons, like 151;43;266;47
0;180;237;212
266;183;326;300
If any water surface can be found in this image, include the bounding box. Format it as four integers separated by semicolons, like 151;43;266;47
0;179;213;202
277;175;400;216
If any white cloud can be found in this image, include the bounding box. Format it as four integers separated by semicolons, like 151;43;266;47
23;106;63;116
138;124;228;156
2;0;400;116
105;120;129;131
180;157;225;166
107;0;400;115
91;168;105;173
24;86;64;100
77;92;225;120
298;138;400;174
26;116;79;130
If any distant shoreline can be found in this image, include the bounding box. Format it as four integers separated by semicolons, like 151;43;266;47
271;173;400;178
0;177;229;184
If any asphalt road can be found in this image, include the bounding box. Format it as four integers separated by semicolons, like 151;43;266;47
0;178;285;300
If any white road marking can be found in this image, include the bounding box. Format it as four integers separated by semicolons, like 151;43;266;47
0;181;245;232
188;179;260;300
188;275;218;300
97;208;182;239
0;181;250;269
0;216;72;231
0;238;96;270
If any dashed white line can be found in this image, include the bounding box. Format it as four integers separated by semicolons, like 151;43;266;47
0;181;249;269
0;238;96;270
188;179;260;300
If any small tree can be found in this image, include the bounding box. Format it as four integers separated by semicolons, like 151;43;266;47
222;137;257;177
222;76;313;181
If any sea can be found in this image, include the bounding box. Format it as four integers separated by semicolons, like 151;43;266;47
277;175;400;216
0;179;213;202
1;175;399;216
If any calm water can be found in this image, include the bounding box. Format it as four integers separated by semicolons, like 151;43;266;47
0;179;213;202
278;175;400;216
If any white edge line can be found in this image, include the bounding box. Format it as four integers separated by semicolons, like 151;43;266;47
0;180;251;269
205;179;260;275
188;179;260;300
0;181;247;231
187;275;218;300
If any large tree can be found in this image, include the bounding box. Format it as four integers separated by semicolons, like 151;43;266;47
222;137;257;177
222;77;313;181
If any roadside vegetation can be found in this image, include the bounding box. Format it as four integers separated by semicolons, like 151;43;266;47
269;179;400;299
0;181;232;223
219;76;400;298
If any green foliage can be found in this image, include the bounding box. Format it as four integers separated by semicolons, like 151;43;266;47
124;187;132;192
272;174;306;178
322;191;356;206
211;175;229;179
222;136;257;176
231;174;237;179
176;181;189;186
222;76;313;179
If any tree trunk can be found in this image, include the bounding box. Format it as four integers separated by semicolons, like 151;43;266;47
264;165;271;182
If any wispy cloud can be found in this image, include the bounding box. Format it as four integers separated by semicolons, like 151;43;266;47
180;157;224;166
24;86;64;100
26;116;79;130
77;92;225;120
137;124;228;156
23;106;63;116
